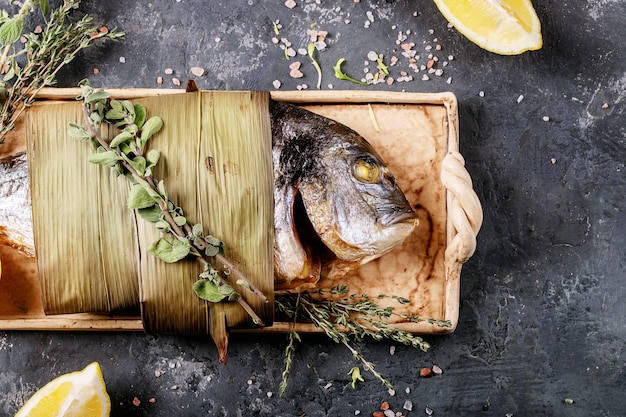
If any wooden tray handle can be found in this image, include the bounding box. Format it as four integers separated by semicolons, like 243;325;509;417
441;151;483;277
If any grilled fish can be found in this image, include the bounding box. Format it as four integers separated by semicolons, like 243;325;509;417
270;101;418;292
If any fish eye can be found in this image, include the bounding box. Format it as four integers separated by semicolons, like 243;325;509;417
352;157;381;184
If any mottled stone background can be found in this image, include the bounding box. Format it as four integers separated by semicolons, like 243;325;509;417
1;0;625;416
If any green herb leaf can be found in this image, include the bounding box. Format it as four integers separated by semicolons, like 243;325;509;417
85;90;111;104
137;205;162;222
128;156;146;175
140;116;163;144
67;123;91;139
173;215;187;227
109;131;133;148
236;278;253;293
192;223;203;237
133;104;147;128
146;149;160;166
205;244;221;257
127;183;156;209
149;236;190;263
0;18;25;45
193;279;227;303
87;150;121;166
105;108;126;120
35;0;50;16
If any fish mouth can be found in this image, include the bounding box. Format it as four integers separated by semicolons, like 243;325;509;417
378;207;419;227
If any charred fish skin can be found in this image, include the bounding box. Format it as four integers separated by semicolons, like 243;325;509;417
270;100;418;289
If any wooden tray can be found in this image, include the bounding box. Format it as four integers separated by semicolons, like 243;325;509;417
0;89;482;334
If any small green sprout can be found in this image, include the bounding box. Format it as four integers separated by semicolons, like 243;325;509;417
333;58;369;86
307;42;322;89
349;367;365;388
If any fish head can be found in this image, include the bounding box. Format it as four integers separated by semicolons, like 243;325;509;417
300;133;418;266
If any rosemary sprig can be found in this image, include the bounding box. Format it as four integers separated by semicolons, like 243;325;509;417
0;0;123;143
275;285;451;393
70;81;268;325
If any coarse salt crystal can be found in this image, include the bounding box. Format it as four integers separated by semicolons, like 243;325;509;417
164;68;173;75
479;91;485;97
172;78;181;86
119;56;126;63
403;400;413;411
446;77;452;84
273;80;281;89
284;0;296;9
421;74;429;81
190;67;205;76
517;95;524;103
543;116;550;121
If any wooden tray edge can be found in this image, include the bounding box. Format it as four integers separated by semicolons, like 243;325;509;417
1;88;461;335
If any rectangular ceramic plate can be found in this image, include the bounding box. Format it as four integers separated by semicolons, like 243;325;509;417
0;89;460;334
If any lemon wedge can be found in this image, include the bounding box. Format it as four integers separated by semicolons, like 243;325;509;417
14;362;110;417
433;0;543;55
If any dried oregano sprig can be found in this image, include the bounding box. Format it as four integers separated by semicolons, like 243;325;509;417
69;81;268;325
276;285;452;394
0;0;124;143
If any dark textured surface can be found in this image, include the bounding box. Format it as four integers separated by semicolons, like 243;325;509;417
1;0;626;416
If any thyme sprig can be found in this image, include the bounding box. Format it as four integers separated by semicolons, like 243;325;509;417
276;285;451;393
70;81;267;325
0;0;123;143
